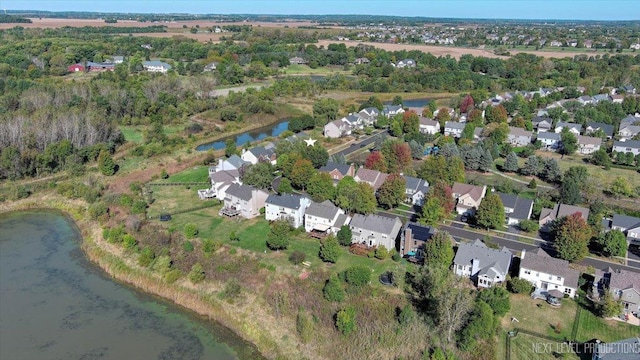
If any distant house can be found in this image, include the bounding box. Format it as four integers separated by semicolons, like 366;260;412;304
554;122;583;135
198;169;241;200
585;122;614;138
507;127;533;146
538;203;589;232
594;267;640;314
68;63;85;72
382;104;405;118
241;144;277;165
532;116;553;133
618;125;640;141
203;62;218;72
497;192;533;225
606;214;640;245
323;119;351;138
444;121;465;138
212;155;249;174
354;57;370;65
592;337;640;360
350;214;403;250
577;135;602;155
577;95;594;105
110;56;124;64
612;140;640;156
304;200;351;235
86;61;115;72
318;162;355;182
610;94;624;104
354;168;388;191
358;107;380;126
221;184;269;219
395;59;416;68
342;114;365;130
403;175;429;206
621;84;637;94
592;94;610;103
265;193;311;228
537;132;561;151
518;248;580;298
451;182;487;216
143;60;172;73
419;117;440;134
400;222;437;256
453;239;512;288
289;56;307;65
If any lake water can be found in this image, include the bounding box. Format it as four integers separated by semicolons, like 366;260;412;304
196;121;289;151
383;98;431;108
0;211;263;360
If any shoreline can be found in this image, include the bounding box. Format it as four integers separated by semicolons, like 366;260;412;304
0;195;283;360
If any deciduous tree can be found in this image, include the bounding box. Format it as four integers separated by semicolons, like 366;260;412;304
319;235;341;263
475;192;505;229
596;229;628;257
306;172;336;202
553;213;592;262
365;151;387;172
289;159;315;190
423;231;455;269
376;173;406;209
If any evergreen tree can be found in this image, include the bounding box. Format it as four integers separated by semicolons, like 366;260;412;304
97;150;116;176
503;152;519;172
319;235;341;263
323;274;344;302
337;225;352;246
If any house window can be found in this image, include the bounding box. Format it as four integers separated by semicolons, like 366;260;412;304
548;276;552;280
557;276;561;281
524;270;531;275
564;288;571;294
536;273;539;277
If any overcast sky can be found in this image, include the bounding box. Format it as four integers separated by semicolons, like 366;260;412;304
3;0;640;21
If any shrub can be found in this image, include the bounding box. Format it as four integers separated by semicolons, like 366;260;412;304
138;247;155;267
188;263;206;284
335;306;357;336
345;265;371;287
337;225;352;246
88;202;108;220
122;234;138;251
289;250;306;265
164;269;182;283
518;220;539;233
202;239;222;255
152;255;172;275
507;277;534;294
323;275;345;302
391;251;401;262
229;231;239;242
131;200;147;214
319;236;341;263
374;246;389;260
183;240;194;252
296;309;314;343
222;279;242;302
477;286;510;316
183;223;199;239
397;304;415;326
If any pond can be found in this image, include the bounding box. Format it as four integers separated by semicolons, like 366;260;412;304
196;120;289;151
384;98;431;108
0;211;264;360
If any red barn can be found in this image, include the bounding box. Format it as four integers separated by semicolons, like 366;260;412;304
68;64;85;73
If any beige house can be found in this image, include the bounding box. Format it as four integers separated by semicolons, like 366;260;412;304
538;203;589;232
220;184;269;219
354;168;388;191
576;135;602;155
451;182;487;216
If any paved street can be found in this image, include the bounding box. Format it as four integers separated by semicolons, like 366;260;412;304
330;132;385;158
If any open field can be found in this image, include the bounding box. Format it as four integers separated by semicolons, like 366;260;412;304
509;332;578;360
574;304;640;342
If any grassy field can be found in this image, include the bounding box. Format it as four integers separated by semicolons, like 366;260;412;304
120;125;184;144
282;64;349;75
509;332;578;360
574;305;640;342
160;166;210;183
502;294;577;341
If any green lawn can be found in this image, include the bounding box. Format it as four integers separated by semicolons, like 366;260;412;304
160;166;210;183
574;305;639;342
510;332;578;360
503;294;577;341
282;64;348;75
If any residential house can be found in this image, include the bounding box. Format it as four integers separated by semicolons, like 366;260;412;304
323;119;351;138
354;168;388;191
400;222;437;256
537;132;561;151
304;200;351;235
592;94;610;103
610;94;624;104
595;267;640;314
585;122;614;139
518;248;580;298
68;63;85;72
538;203;590;232
382;104;405;118
507;127;533;146
453;239;513;288
354;57;371;65
395;59;416;68
497;192;533;225
555;122;583;135
577;135;602;155
577;95;594;105
451;182;487;216
419;118;440;134
473;127;485;142
198;169;240;200
592;337;640;360
358;107;381;126
221;184;269;219
143;60;172;73
203;62;218;72
621;84;637;94
265;193;311;228
241;144;277;165
350;214;403;250
342;114;365;130
532;116;553;133
86;61;115;72
211;155;249;174
318;162;355;182
609;214;640;245
444;121;465;138
403;176;429;206
289;56;307;65
109;56;124;64
618;125;640;141
612;140;640;156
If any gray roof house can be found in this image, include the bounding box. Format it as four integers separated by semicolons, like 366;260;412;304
518;248;581;298
532;116;553;132
265;193;311;228
594;267;640;314
585;122;614;138
198;169;241;200
444;121;465;138
358;107;380;126
592;337;640;360
304;200;350;234
453;239;513;288
497;192;533;225
142;60;172;73
618;124;640;141
507;126;533;146
539;203;589;232
577;135;602;155
555;122;583;135
612;140;640;156
350;214;403;251
241;144;277;165
221;184;269;219
212;154;249;174
382;104;405;118
419;117;440;135
610;214;640;245
403;175;429;206
536;132;561;151
400;222;437;257
323;119;352;138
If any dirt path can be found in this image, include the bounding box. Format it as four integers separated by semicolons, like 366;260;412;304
487;169;554;190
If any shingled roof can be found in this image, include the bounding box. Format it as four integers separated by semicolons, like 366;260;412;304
225;184;258;201
520;248;580;289
454;239;512;278
350;213;402;237
265;193;306;210
306;200;340;220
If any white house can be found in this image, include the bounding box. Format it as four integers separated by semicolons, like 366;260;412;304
612;140;640;156
497;192;533;225
241;144;277;165
265;193;311;228
323;119;351;138
453;239;512;288
142;60;172;73
518;248;580;298
554;122;582;135
382;104;405;118
537;132;561;151
507;127;533;147
198;169;241;200
304;200;351;235
211;155;249;174
403;175;429;206
419;117;440;134
576;135;602;155
444;121;465;138
608;214;640;245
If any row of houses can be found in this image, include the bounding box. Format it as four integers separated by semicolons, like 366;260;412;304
68;60;172;74
323;105;405;138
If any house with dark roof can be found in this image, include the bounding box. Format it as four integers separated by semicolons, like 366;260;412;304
221;184;269;219
592;337;640;360
518;248;580;298
403;176;429;206
304;200;350;234
319;162;355;182
594;267;640;314
537;132;561;151
358;107;380;126
350;214;403;250
444;121;465;138
419;117;440;135
400;222;437;257
382;104;405;118
453;239;513;288
87;61;115;72
609;214;640;245
555;122;583;135
532;116;553;133
241;143;277;165
507;127;533;146
539;203;589;232
585;122;614;138
198;169;241;200
612;140;640;156
621;84;637;94
265;193;311;228
212;154;249;174
452;182;487;216
497;192;533;225
354;168;388;191
577;135;602;155
578;95;594;105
